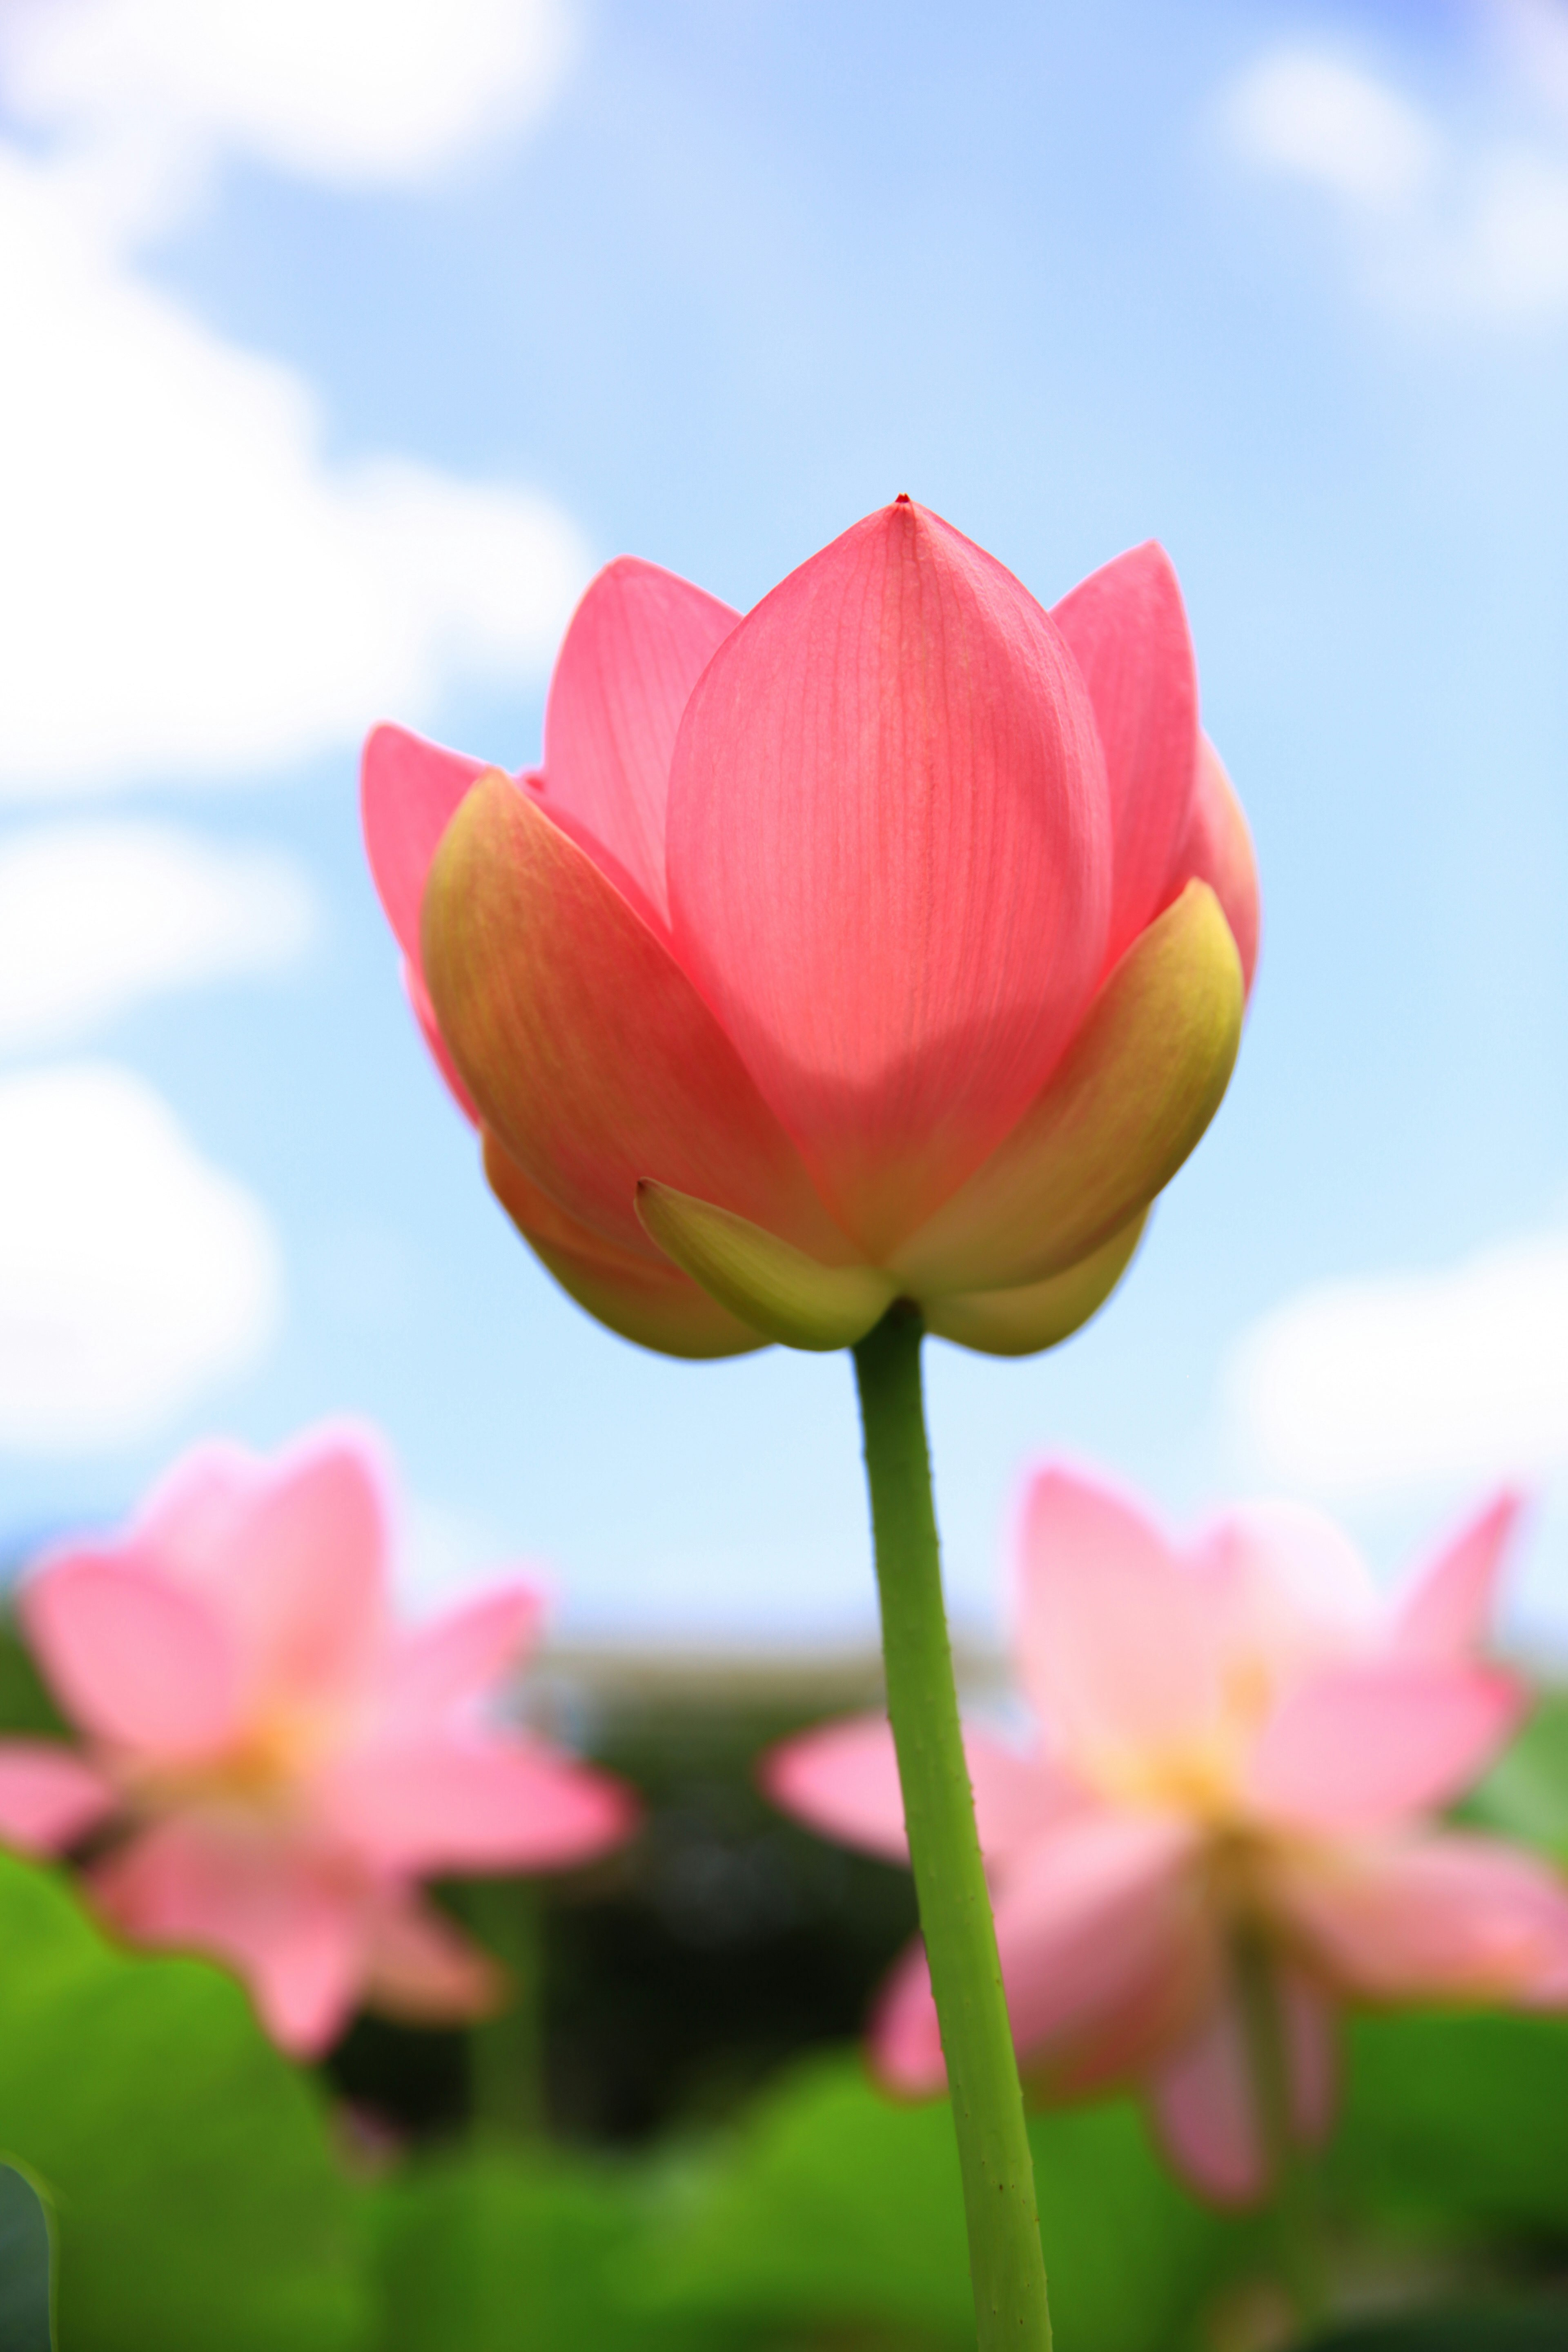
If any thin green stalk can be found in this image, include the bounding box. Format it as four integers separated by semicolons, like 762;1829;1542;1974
852;1302;1052;2352
462;1876;547;2139
1232;1926;1326;2329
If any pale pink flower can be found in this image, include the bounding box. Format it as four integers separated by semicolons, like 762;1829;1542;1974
0;1428;637;2055
764;1468;1568;2202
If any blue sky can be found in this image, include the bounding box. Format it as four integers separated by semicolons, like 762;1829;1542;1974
3;0;1568;1646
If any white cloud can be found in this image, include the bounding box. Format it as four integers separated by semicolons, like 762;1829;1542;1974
0;821;314;1050
1225;45;1568;323
1227;50;1439;207
0;1065;281;1451
0;0;591;800
0;144;590;797
0;0;573;214
1226;1229;1568;1500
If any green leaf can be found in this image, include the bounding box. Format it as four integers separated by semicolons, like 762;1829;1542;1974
0;2161;54;2351
1303;2298;1568;2350
0;1851;368;2352
368;2143;743;2352
1328;2009;1568;2240
0;1620;67;1738
644;2051;1243;2350
1456;1692;1568;1863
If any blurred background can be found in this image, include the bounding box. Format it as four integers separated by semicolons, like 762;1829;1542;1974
2;0;1568;1659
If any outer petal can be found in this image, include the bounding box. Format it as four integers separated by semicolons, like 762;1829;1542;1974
20;1557;242;1760
425;772;851;1266
318;1736;639;1874
362;1895;503;2025
893;882;1239;1296
484;1130;765;1359
666;498;1111;1256
1269;1831;1568;2003
760;1713;1077;1869
361;722;487;964
1148;1964;1336;2206
1051;542;1198;971
1013;1468;1226;1775
923;1214;1146;1358
870;1809;1205;2097
380;1583;545;1732
1244;1659;1523;1835
539;557;738;930
635;1181;894;1350
90;1819;370;2055
1174;739;1259;996
1392;1492;1521;1665
406;957;480;1125
0;1740;117;1851
213;1432;391;1719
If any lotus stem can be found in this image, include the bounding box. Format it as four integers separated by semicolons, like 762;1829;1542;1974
463;1876;547;2139
852;1301;1053;2352
1232;1925;1327;2328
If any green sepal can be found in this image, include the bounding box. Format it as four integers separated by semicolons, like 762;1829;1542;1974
635;1183;895;1351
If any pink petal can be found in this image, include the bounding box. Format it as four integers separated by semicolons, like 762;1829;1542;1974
318;1735;639;1874
870;1937;948;2095
134;1439;260;1574
1148;1963;1336;2206
869;1809;1204;2096
761;1713;909;1862
362;1894;502;2025
20;1557;241;1760
90;1819;370;2055
1173;738;1259;996
212;1430;392;1717
1245;1659;1523;1835
0;1740;116;1851
379;1583;545;1732
1195;1499;1379;1686
423;772;853;1267
1392;1492;1521;1665
361;722;487;964
1051;543;1199;973
666;498;1111;1256
762;1713;1076;1869
1013;1466;1225;1768
405;957;480;1125
1269;1830;1568;2003
539;557;739;931
993;1812;1207;2080
483;1129;766;1359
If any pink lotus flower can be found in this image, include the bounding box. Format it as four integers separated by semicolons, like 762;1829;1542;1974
764;1468;1568;2202
363;501;1259;1361
0;1428;637;2055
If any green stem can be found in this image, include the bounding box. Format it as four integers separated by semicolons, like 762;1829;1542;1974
1232;1927;1325;2329
852;1303;1052;2352
462;1877;547;2139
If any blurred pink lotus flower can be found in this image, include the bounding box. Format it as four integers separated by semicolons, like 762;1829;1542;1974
764;1468;1568;2202
363;501;1259;1362
0;1428;637;2055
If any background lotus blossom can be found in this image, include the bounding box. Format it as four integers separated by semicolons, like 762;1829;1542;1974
363;500;1260;1363
764;1466;1568;2202
0;1426;637;2055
